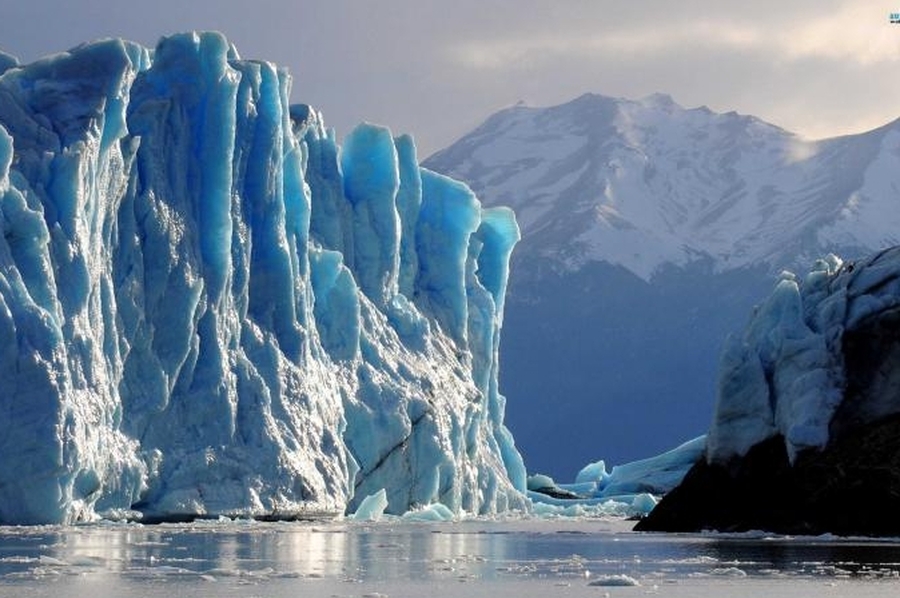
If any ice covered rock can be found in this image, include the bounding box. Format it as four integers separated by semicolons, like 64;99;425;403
708;250;900;463
639;247;900;535
0;32;526;524
637;415;900;535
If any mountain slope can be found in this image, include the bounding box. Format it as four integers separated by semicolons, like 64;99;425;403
425;93;900;477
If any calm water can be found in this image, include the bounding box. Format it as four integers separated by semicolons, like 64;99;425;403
0;518;898;597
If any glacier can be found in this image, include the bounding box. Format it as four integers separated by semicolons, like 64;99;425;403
525;435;704;517
0;32;527;524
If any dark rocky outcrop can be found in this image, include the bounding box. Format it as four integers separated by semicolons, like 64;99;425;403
636;414;900;536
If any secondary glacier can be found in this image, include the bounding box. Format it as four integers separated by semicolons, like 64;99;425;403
0;32;526;524
708;248;900;463
637;246;900;536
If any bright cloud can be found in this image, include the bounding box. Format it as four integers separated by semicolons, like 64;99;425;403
780;3;900;64
449;3;900;71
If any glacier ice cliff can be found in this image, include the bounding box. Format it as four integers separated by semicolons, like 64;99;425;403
0;32;526;524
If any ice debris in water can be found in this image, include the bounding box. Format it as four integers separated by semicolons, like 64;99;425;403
527;436;704;517
348;489;389;522
0;31;527;524
587;574;641;587
401;503;455;522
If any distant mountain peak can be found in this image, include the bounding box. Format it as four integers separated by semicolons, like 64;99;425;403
426;92;900;280
639;91;677;107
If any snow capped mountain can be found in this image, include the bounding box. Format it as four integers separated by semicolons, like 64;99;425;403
425;93;900;477
427;92;900;280
0;33;526;524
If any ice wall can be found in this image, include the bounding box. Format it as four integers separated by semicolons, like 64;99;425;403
707;248;900;463
0;32;526;524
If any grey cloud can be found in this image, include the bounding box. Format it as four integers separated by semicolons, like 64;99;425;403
1;0;897;155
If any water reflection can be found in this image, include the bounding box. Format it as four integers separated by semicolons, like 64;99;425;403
704;535;900;577
0;519;899;593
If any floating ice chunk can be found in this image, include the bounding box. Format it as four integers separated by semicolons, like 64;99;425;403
630;493;658;513
349;489;389;521
558;481;598;496
575;460;609;485
587;574;641;587
709;567;748;577
528;490;657;518
526;474;556;491
401;503;455;522
602;435;705;496
526;436;701;519
530;499;631;519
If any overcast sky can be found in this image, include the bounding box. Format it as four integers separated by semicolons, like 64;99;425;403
2;0;900;156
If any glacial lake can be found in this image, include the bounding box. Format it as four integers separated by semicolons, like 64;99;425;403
1;518;899;597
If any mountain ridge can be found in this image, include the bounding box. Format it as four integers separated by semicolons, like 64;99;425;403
426;92;900;281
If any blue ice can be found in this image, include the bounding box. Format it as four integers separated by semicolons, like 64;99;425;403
0;32;526;524
707;251;900;463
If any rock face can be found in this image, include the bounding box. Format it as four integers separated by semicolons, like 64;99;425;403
638;247;900;536
636;416;900;535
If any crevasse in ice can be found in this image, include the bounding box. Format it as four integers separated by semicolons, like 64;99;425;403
0;32;526;524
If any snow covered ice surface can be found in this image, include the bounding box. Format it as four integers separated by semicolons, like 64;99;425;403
0;32;526;524
1;519;900;598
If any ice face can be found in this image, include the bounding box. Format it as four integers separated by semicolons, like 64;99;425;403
0;52;17;75
0;32;526;524
708;249;900;464
525;436;703;518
